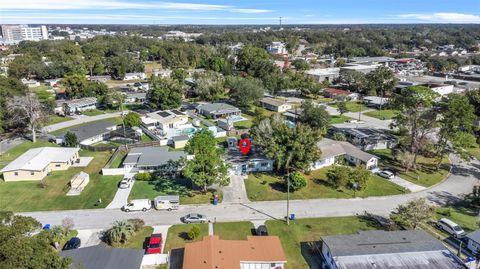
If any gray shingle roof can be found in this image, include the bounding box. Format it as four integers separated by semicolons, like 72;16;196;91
317;138;377;162
60;244;144;269
197;103;240;115
123;146;186;167
68;120;117;142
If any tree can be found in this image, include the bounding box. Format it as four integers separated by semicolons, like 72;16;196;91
64;131;78;147
390;198;435;229
7;93;44;142
0;212;72;268
188;226;200;240
350;165;372;190
183;129;229;192
435;94;477;167
105;220;136;244
123;112;141;128
327;165;351;189
226;76;264;108
61;217;75;236
147;76;185;110
134;172;152;181
236;45;271;75
392;86;440;167
332;132;346;141
337;101;348;115
337;70;366;93
298;100;331;134
288;171;307;191
395;150;415;172
292;59;310;71
194;72;226;101
366;66;397;106
0;77;28;133
251;115;322;172
171;68;188;81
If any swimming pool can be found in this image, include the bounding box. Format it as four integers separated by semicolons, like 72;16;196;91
181;127;197;135
228;115;247;123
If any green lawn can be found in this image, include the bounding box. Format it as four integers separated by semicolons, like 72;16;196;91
266;217;383;269
213;221;254;240
82;109;105;116
330;115;353;124
331;101;368;112
372;149;450;187
50;117;123;136
46;115;74;125
140;134;152;143
436;206;479;233
245;168;408;201
0;150;122;212
32;85;55;103
110;149;128;168
0;140;58;170
164;224;208;253
111;226;154;249
364;109;399;120
233;114;253;130
129;180;223;205
467;144;480;161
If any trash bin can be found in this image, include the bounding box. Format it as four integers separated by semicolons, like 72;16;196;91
289;214;295;220
43;224;51;230
213;197;218;205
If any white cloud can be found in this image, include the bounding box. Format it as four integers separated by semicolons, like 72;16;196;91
0;0;272;13
398;13;480;23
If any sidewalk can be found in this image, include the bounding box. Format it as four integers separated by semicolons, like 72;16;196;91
389;176;426;192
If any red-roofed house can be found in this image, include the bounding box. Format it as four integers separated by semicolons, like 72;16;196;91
323;88;358;100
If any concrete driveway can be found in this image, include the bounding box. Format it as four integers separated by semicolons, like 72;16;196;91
106;175;136;209
389;176;427;192
76;229;103;248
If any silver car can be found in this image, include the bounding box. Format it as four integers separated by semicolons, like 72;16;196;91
182;213;207;224
119;177;133;189
377;170;394;179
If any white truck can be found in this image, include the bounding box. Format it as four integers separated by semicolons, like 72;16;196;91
153;195;180;211
122;199;152;212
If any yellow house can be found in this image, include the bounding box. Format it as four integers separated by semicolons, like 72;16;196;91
0;147;80;182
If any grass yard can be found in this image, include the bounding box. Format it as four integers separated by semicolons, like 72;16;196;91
32;85;55;103
110;149;128;168
467;144;480;161
0;150;122;212
111;226;154;249
0;140;58;170
331;101;368;113
82;109;106;116
213;221;255;240
164;224;208;253
330;115;353;124
364;109;399;120
372;149;450;187
436;206;479;233
140;134;152;143
49;117;123;136
129;180;223;205
233;114;253;130
144;62;162;76
266;217;383;269
46;115;74;125
245;168;408;201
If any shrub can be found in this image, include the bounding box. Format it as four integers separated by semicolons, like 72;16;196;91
287;171;307;191
187;226;200;240
127;218;145;231
135;172;152;181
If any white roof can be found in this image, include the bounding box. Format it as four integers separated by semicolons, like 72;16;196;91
0;147;79;172
306;68;340;76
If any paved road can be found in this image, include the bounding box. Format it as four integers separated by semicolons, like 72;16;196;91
0;138;24;155
21;155;479;230
323;104;392;129
42;112;124;133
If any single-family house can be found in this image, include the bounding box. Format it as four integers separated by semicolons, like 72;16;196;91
363;96;391;109
55;97;98;115
44;78;61;86
123;92;147;104
21;78;40;87
466;230;480;254
225;137;274;174
152;69;172;78
196;103;241;119
260;97;292;113
0;147;80;182
312;138;378;170
123;72;146;80
306;68;341;83
122;146;186;172
181;235;287;269
320;230;466;269
420;83;455;96
141;109;189;130
283;108;304;122
89;75;110;83
69;120;118;146
330;127;397;151
60;244;144;269
323;88;358;100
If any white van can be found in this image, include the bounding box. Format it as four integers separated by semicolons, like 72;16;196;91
122;199;152;212
154;195;180;211
436;218;465;238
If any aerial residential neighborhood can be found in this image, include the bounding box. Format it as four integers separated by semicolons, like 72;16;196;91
1;1;480;269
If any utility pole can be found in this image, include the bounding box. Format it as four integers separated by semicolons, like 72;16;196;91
286;167;290;225
279;17;282;28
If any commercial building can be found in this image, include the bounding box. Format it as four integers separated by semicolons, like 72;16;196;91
1;25;48;43
266;41;287;55
0;147;80;182
306;68;341;83
320;230;466;269
182;235;287;269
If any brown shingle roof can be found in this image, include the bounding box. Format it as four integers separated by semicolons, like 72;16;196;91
183;235;287;269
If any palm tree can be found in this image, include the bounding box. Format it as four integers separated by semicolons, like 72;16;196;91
105;220;136;244
49;225;64;249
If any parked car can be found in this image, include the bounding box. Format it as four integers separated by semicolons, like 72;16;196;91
122;199;152;212
181;213;207;224
146;233;162;254
119;177;133;189
63;237;81;250
377;170;394;179
436;218;465;238
256;225;268;236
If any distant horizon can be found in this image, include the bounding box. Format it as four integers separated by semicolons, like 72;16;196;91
5;23;480;26
1;0;479;25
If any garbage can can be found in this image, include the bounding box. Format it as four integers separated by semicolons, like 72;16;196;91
213;197;218;205
43;224;51;230
289;214;295;220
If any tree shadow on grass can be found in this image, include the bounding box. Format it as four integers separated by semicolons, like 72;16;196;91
300;241;323;269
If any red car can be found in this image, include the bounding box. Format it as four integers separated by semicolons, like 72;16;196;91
146;233;162;254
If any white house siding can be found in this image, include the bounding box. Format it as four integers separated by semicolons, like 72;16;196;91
79;135;105;146
311;157;335;170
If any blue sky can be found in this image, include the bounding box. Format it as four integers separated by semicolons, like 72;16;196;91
1;0;479;24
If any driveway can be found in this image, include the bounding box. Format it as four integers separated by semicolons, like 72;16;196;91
389;176;427;192
106;174;136;209
76;229;103;248
20;155;479;230
221;175;249;204
42;112;124;133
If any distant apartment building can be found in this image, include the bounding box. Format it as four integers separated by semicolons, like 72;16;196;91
1;25;48;43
